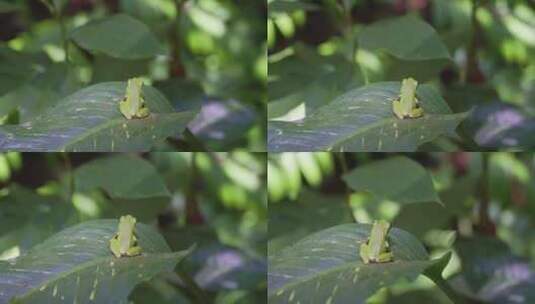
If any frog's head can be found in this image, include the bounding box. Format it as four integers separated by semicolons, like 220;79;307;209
401;78;418;95
119;214;137;228
126;78;144;92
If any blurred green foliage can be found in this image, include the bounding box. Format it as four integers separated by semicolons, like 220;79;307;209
268;0;535;150
0;152;266;303
0;0;266;150
268;152;535;303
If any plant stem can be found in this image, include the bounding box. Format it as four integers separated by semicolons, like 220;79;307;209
176;268;211;304
478;152;493;233
56;7;69;64
336;153;354;220
39;0;69;63
60;153;74;202
465;0;482;83
183;128;209;152
169;0;186;76
428;274;468;304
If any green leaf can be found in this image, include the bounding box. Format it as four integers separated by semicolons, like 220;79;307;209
358;15;451;61
268;46;361;119
268;223;438;304
268;0;319;16
74;155;170;199
268;190;353;255
0;220;192;303
70;14;164;60
268;82;468;152
0;46;43;96
0;82;198;151
342;156;442;205
0;1;20;13
0;64;81;122
92;55;150;83
0;185;77;253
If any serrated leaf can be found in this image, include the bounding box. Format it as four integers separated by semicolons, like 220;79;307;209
342;156;442;205
70;14;164;60
268;82;468;152
268;223;438;304
358;15;451;61
0;220;192;303
0;82;198;151
74;155;170;199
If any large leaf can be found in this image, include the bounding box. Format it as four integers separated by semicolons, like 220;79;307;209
0;219;192;303
268;223;438;304
70;14;164;60
268;82;468;151
358;15;451;61
74;155;170;199
0;82;198;151
342;156;442;205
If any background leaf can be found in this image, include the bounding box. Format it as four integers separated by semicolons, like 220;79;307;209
0;82;197;151
0;219;192;303
358;15;451;61
268;190;353;255
70;14;164;60
268;223;437;304
74;154;170;199
268;82;467;151
342;156;442;205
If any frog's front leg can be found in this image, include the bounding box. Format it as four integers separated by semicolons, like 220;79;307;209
119;98;133;120
392;98;406;119
376;251;393;263
359;242;371;264
109;236;122;258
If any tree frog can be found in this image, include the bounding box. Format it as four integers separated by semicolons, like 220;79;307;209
392;77;424;119
109;215;142;258
359;220;394;264
119;78;150;119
